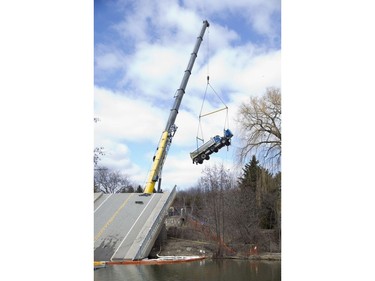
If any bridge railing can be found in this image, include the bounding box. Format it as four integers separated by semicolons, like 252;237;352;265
133;185;177;260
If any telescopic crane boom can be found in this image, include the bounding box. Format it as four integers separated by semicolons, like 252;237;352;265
143;20;210;194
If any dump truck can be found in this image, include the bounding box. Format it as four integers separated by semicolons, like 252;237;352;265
190;129;233;164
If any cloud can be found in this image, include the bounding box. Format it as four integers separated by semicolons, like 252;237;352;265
95;0;281;98
95;138;144;179
122;43;190;99
95;47;126;71
114;0;204;44
182;0;281;40
94;86;167;143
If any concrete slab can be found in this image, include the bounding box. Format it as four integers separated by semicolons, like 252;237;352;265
94;189;175;261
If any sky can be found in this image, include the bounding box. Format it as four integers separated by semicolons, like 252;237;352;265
94;0;281;191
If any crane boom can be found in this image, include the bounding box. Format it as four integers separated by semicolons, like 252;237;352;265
143;20;210;194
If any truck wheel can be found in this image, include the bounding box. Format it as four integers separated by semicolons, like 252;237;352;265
201;154;206;159
198;159;203;164
206;155;210;160
214;148;218;153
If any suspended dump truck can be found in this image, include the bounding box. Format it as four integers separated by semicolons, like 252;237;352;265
190;129;233;164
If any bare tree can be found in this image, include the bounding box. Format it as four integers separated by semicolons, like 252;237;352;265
236;87;281;170
94;118;105;167
226;187;260;244
94;167;131;193
94;147;105;167
198;164;232;257
174;187;202;217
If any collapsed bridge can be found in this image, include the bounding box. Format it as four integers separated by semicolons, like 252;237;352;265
94;187;176;261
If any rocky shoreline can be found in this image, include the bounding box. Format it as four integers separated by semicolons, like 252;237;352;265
154;237;281;261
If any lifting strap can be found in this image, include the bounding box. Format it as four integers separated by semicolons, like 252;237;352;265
196;76;229;149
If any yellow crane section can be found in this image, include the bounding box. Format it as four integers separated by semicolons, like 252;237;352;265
144;131;169;194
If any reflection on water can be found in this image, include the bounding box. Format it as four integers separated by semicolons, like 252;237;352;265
94;259;281;281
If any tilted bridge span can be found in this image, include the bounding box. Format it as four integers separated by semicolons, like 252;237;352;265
94;187;176;261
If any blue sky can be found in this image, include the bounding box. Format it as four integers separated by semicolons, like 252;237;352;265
94;0;281;191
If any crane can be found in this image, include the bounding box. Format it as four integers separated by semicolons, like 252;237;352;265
143;20;210;194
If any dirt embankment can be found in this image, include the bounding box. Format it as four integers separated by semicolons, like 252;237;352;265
150;216;281;261
152;237;281;261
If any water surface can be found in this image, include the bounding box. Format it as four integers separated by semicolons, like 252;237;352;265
94;259;281;281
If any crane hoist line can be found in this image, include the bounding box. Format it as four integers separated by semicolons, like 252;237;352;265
190;76;233;165
143;20;210;194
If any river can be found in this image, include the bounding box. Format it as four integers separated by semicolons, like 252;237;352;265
94;259;281;281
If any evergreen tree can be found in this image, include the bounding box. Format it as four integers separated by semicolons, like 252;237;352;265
238;155;259;193
238;155;282;230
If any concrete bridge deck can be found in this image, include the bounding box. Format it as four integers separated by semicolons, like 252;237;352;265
94;188;176;261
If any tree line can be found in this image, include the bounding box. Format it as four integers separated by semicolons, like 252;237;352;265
93;167;143;193
172;156;281;255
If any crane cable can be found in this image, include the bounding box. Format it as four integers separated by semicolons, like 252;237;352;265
196;76;229;149
195;26;229;149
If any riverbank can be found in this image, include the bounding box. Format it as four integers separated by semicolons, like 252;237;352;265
154;237;281;261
